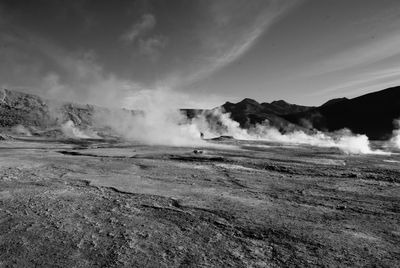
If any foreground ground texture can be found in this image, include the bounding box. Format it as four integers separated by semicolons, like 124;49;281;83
0;137;399;267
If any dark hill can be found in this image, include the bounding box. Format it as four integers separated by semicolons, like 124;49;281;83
262;100;311;115
222;99;264;127
284;86;400;139
221;98;311;130
321;97;348;107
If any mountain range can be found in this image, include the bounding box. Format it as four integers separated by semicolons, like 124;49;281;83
192;86;400;140
284;87;400;139
1;86;399;140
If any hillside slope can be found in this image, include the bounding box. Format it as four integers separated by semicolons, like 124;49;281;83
0;88;97;134
284;86;400;139
221;98;311;131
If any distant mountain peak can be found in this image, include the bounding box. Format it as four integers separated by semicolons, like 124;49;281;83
222;101;233;106
283;85;400;139
271;100;289;105
238;98;260;106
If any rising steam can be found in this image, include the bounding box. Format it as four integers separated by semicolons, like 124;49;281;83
61;120;99;139
94;90;207;147
11;125;32;136
191;108;384;155
92;90;390;155
389;119;400;149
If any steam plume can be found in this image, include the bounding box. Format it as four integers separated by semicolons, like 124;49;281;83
94;91;388;154
94;89;207;146
61;120;99;139
389;119;400;149
191;108;387;155
12;125;32;136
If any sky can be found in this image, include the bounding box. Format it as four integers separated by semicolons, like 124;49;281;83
1;0;400;108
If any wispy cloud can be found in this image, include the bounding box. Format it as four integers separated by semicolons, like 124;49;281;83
0;23;222;109
138;35;168;61
307;31;400;77
121;13;156;43
0;26;144;107
310;66;400;99
121;13;168;61
175;0;302;87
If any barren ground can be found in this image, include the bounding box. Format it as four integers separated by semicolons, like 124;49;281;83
0;137;399;267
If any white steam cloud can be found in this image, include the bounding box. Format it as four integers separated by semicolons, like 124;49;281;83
91;90;391;155
61;120;99;139
94;89;207;147
389;119;400;149
95;109;205;147
191;108;385;155
11;125;32;136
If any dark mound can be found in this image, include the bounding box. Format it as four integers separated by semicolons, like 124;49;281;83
321;97;348;107
284;86;400;139
221;98;311;131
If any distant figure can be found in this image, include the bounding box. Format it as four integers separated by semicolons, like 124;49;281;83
200;132;204;139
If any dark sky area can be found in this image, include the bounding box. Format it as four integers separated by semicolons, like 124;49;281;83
1;0;400;108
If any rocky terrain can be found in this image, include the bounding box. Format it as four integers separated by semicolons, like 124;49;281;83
0;137;399;267
0;88;96;130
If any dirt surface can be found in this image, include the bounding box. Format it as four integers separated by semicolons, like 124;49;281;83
0;138;399;267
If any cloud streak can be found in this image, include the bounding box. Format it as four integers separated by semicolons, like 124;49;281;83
0;26;144;107
138;35;168;61
175;0;301;88
121;14;156;43
310;66;400;99
307;31;400;77
0;1;304;109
